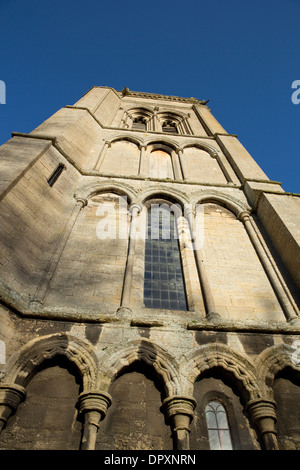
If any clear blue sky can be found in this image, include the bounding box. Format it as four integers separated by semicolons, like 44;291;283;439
0;0;299;192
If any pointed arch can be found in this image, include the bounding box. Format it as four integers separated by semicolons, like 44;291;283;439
4;333;99;391
96;338;182;397
127;104;153;113
127;106;155;117
181;343;262;403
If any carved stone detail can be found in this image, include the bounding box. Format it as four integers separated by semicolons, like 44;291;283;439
0;384;26;433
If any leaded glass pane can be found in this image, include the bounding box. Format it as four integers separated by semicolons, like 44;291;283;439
205;409;218;429
143;206;187;311
219;430;232;450
207;429;221;450
205;401;233;450
216;409;229;429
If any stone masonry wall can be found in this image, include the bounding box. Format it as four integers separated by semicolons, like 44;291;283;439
0;87;299;451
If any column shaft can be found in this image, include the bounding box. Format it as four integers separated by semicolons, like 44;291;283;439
162;396;196;450
31;198;87;306
94;141;110;171
239;212;299;322
176;215;205;316
246;399;279;450
78;390;112;451
171;152;183;180
120;204;141;310
138;145;147;176
185;207;218;319
176;149;186;180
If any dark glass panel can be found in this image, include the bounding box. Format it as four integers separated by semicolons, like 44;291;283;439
143;206;187;311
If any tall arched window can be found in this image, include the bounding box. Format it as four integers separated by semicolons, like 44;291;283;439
143;204;187;311
205;401;233;450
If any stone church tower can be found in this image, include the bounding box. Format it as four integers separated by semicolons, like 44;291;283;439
0;86;299;451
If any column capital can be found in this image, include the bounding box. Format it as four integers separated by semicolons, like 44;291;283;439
175;147;184;155
162;395;196;422
246;398;277;425
129;203;143;215
0;383;26;409
78;390;112;450
0;383;26;432
77;390;112;419
237;210;251;223
162;396;196;450
184;204;196;218
245;398;279;449
75;197;88;208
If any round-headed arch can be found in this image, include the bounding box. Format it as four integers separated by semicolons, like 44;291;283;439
3;333;99;391
181;343;262;403
107;134;144;148
96;338;182;398
182;141;220;159
191;189;251;217
145;138;178;152
138;185;189;209
255;343;300;399
75;179;139;205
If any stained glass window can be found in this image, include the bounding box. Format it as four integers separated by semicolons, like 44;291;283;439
205;401;233;450
143;205;187;311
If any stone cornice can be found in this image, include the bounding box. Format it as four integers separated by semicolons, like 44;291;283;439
1;281;300;333
120;86;209;105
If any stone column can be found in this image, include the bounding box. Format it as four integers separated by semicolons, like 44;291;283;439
138;144;147;176
78;390;112;450
31;197;87;307
211;151;234;185
238;211;299;322
185;206;219;320
171;151;183;180
176;214;205;316
162;396;196;450
94;141;111;171
153;110;161;132
120;110;131;129
176;148;186;180
194;249;219;320
119;204;142;311
246;399;279;450
183;114;193;135
0;384;26;434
